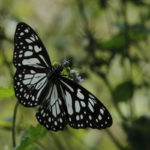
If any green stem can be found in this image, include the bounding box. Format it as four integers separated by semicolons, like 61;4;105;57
76;0;89;33
49;132;68;150
12;101;19;148
106;129;125;150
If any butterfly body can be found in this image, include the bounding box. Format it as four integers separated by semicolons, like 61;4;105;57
47;65;63;79
13;22;112;131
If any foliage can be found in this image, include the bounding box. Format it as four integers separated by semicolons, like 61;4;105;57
0;86;14;98
15;125;47;150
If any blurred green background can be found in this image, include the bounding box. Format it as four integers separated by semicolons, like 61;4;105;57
0;0;150;150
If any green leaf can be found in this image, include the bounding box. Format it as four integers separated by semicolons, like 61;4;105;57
129;27;148;42
0;86;14;98
113;80;134;103
124;116;150;150
100;34;127;52
20;145;41;150
100;25;149;53
15;125;47;150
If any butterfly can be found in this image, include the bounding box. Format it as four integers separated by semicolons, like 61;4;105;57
13;22;112;131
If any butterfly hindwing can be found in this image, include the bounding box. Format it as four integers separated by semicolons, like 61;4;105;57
36;83;68;131
59;77;112;129
14;68;48;107
13;22;51;69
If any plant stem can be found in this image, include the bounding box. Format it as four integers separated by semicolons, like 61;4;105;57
12;101;19;148
106;129;125;150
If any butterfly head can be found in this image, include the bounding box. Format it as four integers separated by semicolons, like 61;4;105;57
52;64;63;73
47;64;63;80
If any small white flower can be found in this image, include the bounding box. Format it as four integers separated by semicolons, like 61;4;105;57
70;69;78;75
76;76;83;82
63;59;70;65
62;57;72;65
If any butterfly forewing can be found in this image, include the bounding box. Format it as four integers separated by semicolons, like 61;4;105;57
59;77;112;129
14;68;48;107
36;83;68;131
13;22;51;69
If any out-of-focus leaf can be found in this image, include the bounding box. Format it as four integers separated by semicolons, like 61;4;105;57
0;86;14;98
129;0;147;6
0;119;12;130
0;53;4;64
114;23;150;34
19;145;41;150
124;116;150;150
100;24;149;53
98;0;108;8
129;27;148;42
14;125;47;150
113;80;134;103
100;34;127;52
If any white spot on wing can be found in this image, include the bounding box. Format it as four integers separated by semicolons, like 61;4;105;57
41;109;44;114
34;45;42;53
23;79;31;85
22;58;40;65
50;85;58;106
31;70;35;74
52;106;57;117
19;54;22;58
60;118;62;123
30;36;35;41
89;94;95;99
88;102;94;112
89;115;92;120
25;29;29;33
32;96;35;101
20;32;24;36
56;101;60;115
100;108;104;115
80;114;83;119
35;35;38;40
80;101;86;107
54;121;57;126
25;39;32;43
20;88;23;92
77;89;84;99
89;98;95;106
24;74;33;79
48;117;51;122
28;45;33;50
65;91;73;115
24;51;33;57
75;100;80;112
98;115;102;120
76;115;79;120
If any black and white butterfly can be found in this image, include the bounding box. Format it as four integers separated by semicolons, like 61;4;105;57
13;22;112;131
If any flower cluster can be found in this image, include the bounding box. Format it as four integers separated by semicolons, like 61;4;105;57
62;58;83;83
69;69;83;83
